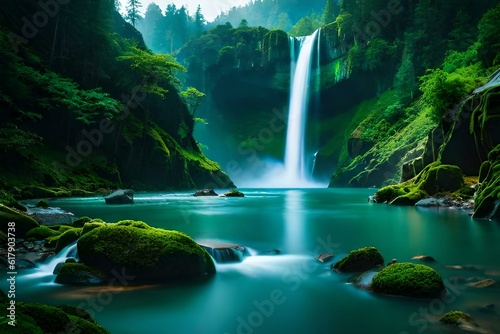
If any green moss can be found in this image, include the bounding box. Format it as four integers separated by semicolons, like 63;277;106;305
82;222;106;235
374;162;465;205
78;222;216;282
224;189;245;197
72;216;92;228
18;303;70;333
54;228;82;253
0;313;43;334
371;262;445;298
6;302;110;333
115;220;150;229
26;226;60;240
56;305;95;323
0;204;39;237
440;311;472;325
474;144;500;218
67;315;110;334
332;246;384;273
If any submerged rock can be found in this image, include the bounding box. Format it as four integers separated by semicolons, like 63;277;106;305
55;263;109;285
439;311;486;333
371;262;445;299
332;246;384;273
466;279;497;288
198;240;248;263
411;255;437;262
316;253;335;263
77;220;215;283
104;189;134;205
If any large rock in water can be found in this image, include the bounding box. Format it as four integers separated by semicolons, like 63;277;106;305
332;246;384;273
193;189;218;197
104;189;134;205
0;204;39;237
371;262;445;298
77;220;215;283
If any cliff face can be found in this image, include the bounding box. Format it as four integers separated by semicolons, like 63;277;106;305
0;1;234;201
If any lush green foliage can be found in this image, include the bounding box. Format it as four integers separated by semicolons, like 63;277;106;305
371;262;445;298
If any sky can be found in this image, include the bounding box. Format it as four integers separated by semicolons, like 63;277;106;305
119;0;252;22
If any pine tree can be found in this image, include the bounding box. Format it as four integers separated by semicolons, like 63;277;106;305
322;0;337;24
126;0;142;27
194;5;205;37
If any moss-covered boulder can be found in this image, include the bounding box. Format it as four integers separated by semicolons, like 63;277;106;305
0;204;39;237
3;302;110;334
223;189;245;197
54;228;82;253
72;216;92;228
440;311;472;326
26;226;60;240
374;162;465;205
55;263;109;285
371;262;445;298
332;246;384;273
77;221;215;283
81;221;107;236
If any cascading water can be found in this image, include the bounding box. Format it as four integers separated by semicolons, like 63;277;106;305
284;29;320;186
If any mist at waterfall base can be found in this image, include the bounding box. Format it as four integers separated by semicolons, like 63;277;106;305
7;190;500;334
229;30;324;188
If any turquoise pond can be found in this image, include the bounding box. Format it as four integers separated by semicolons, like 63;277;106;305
5;189;500;334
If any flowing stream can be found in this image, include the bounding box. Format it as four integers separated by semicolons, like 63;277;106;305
6;189;500;334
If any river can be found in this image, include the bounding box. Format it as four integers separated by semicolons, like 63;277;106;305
4;189;500;334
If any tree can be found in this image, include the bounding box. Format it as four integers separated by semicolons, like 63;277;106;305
322;0;337;24
126;0;142;27
181;87;206;116
478;2;500;67
239;19;249;28
194;5;205;37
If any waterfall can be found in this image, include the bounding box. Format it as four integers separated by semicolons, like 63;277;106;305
284;29;320;186
24;241;78;282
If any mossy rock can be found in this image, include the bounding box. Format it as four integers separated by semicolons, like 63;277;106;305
35;199;49;208
0;313;44;334
26;226;60;240
78;221;216;283
17;303;71;333
55;263;109;285
57;305;95;323
440;311;472;326
7;302;110;334
72;216;92;228
374;163;465;206
332;246;384;273
371;262;445;298
0;204;39;237
82;222;106;236
420;164;464;195
223;189;245;197
54;228;82;253
67;315;109;334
